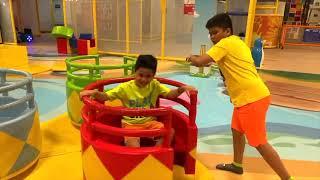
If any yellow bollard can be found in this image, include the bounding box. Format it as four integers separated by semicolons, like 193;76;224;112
199;45;207;74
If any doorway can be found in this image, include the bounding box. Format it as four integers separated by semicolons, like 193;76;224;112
0;28;3;43
11;0;65;55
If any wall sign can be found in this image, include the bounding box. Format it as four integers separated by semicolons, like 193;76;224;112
184;0;195;15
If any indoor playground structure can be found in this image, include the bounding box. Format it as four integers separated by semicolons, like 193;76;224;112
52;26;98;55
0;44;50;75
81;77;211;179
51;26;74;54
66;55;136;126
0;0;320;179
0;69;41;179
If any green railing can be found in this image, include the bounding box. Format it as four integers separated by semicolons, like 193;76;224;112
65;55;137;126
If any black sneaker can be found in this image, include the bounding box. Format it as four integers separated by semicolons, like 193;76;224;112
216;163;244;174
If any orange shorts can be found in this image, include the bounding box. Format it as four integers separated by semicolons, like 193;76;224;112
231;96;271;147
122;120;164;130
122;121;164;144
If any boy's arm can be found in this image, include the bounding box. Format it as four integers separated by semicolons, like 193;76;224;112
80;83;125;102
186;54;215;67
80;89;110;102
165;85;196;99
187;41;228;66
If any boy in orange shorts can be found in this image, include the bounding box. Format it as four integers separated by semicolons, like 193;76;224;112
80;55;195;147
187;13;293;180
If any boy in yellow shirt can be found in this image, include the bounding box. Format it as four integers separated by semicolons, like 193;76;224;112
80;55;195;147
187;13;293;180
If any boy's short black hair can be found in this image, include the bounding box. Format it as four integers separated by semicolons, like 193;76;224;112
206;13;233;34
135;55;157;73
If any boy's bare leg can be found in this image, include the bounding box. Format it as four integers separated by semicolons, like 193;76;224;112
232;128;245;164
125;137;140;147
155;128;175;147
256;143;291;180
216;128;245;174
155;138;163;146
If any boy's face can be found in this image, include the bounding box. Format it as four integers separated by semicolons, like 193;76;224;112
135;67;155;87
208;27;231;44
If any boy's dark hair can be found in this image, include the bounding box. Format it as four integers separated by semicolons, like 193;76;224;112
135;55;157;73
206;13;233;34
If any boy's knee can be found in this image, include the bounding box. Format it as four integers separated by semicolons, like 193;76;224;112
170;128;175;136
170;128;175;143
231;128;244;136
125;137;140;147
254;141;269;149
248;138;267;148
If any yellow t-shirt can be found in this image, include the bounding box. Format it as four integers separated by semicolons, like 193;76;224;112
105;79;171;124
206;35;270;107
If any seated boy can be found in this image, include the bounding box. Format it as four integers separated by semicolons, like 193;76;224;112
80;55;196;147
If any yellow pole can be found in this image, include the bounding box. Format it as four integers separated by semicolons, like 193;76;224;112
117;0;120;40
50;0;55;26
140;0;142;43
8;0;17;43
245;0;257;47
150;0;153;39
160;0;167;60
62;0;67;26
125;0;130;53
35;0;41;35
93;0;98;48
275;0;279;14
225;0;229;13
